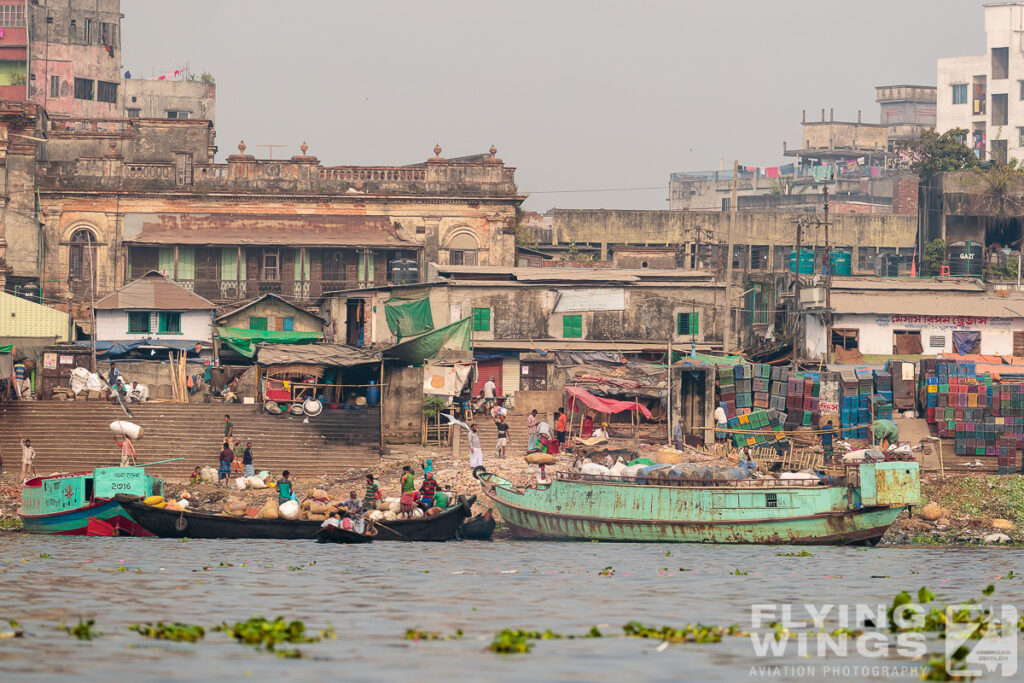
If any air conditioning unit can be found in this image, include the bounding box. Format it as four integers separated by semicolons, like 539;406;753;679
799;286;826;309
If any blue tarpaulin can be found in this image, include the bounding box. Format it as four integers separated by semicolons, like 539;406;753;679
83;340;207;358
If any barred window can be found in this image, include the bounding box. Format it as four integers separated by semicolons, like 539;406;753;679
97;80;118;103
0;5;26;28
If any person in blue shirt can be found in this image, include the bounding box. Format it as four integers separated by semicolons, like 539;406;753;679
821;420;836;463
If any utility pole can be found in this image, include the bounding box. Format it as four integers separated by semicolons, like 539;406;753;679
792;215;806;369
823;182;832;365
724;160;737;354
87;238;98;372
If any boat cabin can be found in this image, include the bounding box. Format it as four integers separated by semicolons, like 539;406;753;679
21;467;163;516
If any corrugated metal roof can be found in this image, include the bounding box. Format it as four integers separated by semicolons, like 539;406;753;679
123;213;418;247
0;292;69;339
830;277;985;292
94;271;216;311
436;265;714;283
831;291;1021;317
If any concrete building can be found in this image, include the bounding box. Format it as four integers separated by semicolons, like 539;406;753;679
93;271;216;346
783;109;889;169
876;85;937;149
936;2;1024;164
123;78;216;124
0;0;124;117
802;278;1024;360
0;101;523;336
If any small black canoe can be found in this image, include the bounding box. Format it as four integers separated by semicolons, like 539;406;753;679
114;495;374;542
369;495;476;541
459;508;496;540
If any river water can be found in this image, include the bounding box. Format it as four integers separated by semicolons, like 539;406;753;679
1;535;1022;682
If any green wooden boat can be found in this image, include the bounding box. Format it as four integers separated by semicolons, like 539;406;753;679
19;467;164;536
478;462;919;545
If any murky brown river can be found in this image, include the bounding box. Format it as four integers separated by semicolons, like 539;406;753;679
0;535;1021;681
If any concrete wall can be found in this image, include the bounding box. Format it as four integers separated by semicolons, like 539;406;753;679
800;121;887;151
805;313;1024;359
98;359;206;401
124;79;216;124
95;309;214;342
513;389;562;418
551;210;917;256
383;364;423;444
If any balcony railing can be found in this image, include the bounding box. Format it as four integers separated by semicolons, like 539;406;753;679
171;278;396;302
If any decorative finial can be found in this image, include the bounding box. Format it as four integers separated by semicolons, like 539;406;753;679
238;140;246;154
300;141;308;155
434;144;442;159
489;145;497;159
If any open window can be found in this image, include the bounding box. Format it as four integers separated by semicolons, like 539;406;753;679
448;233;478;266
831;329;862;362
892;330;923;355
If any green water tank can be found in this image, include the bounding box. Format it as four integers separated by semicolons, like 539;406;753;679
830;250;852;276
788;249;815;274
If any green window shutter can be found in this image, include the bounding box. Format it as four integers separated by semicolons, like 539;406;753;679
128;311;150;334
158;312;181;334
282;317;294;332
473;307;490;331
677;313;685;336
690;312;699;336
249;316;268;331
563;314;582;338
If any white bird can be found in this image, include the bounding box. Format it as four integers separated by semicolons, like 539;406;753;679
440;412;471;431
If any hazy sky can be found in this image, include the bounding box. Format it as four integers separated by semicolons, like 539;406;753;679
122;0;984;211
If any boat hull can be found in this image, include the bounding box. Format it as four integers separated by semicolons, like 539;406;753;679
480;467;916;545
19;498;152;537
372;495;475;541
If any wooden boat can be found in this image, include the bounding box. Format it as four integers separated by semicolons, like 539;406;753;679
370;495;476;541
314;525;378;544
19;467;163;536
478;461;920;545
114;494;375;541
459;509;496;540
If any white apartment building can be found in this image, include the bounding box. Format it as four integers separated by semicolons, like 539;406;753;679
937;2;1024;165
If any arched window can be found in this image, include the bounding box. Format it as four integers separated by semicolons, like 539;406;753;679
448;232;478;266
69;229;95;280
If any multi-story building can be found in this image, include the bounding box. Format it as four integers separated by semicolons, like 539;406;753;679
876;85;936;149
936;2;1024;164
0;103;523;334
0;1;214;124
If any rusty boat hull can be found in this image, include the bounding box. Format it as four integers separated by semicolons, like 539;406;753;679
479;462;919;545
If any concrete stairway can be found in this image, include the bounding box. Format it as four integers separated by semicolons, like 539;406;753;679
0;402;381;479
464;411;551;458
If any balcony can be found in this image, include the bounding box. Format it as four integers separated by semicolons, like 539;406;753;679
172;278;392;303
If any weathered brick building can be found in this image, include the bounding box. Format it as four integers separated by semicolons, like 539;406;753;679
0;105;522;333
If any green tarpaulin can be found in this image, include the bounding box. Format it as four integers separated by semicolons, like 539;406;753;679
0;344;12;354
384;296;434;341
385;317;472;364
216;327;322;358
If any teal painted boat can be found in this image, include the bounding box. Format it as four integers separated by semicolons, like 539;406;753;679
479;462;919;545
19;467;164;536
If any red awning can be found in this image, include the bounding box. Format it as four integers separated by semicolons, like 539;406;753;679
566;385;652;418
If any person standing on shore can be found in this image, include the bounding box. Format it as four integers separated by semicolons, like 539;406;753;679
232;438;245;474
277;470;295;503
224;414;233;441
673;418;685;451
820;420;836;464
468;423;483;469
363;473;382;510
242;441;254;477
555;408;568;445
483;376;497;412
494;414;510;458
218;441;234;484
19;434;35;482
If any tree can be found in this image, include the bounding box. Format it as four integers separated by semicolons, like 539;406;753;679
921;238;946;276
894;128;977;178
